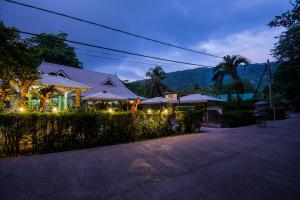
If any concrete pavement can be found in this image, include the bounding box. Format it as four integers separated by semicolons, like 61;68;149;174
1;113;300;200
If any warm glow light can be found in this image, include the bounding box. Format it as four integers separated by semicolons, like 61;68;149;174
19;107;24;112
52;107;58;113
163;109;168;114
147;109;152;114
129;100;134;104
108;108;113;113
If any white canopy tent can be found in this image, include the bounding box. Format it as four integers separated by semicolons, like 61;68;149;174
180;94;225;103
140;97;179;105
180;94;225;127
82;91;127;101
140;97;168;104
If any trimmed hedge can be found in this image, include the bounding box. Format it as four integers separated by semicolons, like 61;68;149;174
0;110;203;157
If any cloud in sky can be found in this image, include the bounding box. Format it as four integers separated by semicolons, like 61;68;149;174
0;0;290;81
89;27;285;81
196;27;285;63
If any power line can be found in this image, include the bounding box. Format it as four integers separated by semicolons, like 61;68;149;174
75;47;201;69
6;0;223;59
76;51;193;70
14;29;214;68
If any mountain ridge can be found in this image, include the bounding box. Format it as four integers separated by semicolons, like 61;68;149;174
130;62;277;92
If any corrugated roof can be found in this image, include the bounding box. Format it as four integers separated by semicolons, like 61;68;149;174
39;74;91;90
38;62;141;99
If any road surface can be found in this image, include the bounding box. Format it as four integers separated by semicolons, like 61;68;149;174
1;113;300;200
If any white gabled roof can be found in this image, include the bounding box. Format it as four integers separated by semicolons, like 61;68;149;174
38;62;141;99
82;91;127;101
180;94;225;103
39;74;91;90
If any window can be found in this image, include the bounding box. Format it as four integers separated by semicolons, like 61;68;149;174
101;78;116;87
56;70;70;79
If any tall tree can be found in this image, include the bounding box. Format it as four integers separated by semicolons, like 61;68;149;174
146;66;167;97
212;55;250;101
269;0;300;110
27;32;82;68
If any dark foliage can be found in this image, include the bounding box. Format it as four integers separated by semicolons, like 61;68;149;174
26;32;82;68
269;0;300;110
223;107;286;127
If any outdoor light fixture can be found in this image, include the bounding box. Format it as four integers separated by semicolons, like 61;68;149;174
163;109;168;114
52;107;58;113
147;109;152;114
129;100;134;104
18;107;24;112
108;108;113;113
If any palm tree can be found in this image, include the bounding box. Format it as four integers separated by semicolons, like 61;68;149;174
146;66;166;97
0;65;17;110
212;55;250;101
9;67;39;108
30;86;55;112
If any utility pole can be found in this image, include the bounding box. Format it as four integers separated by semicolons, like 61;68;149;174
267;59;276;120
253;64;268;99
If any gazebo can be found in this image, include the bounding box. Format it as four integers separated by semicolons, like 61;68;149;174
140;97;168;104
140;96;179;112
37;74;91;110
82;91;128;110
82;91;127;101
180;94;224;103
180;94;225;126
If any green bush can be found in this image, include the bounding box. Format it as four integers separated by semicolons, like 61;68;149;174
265;106;286;120
223;110;255;127
223;106;286;127
0;110;203;157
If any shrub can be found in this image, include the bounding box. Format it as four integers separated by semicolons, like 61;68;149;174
223;110;255;127
0;110;203;157
223;106;286;127
265;106;286;120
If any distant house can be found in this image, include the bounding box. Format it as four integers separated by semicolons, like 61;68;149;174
38;62;140;100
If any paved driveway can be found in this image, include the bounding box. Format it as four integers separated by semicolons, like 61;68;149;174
1;114;300;200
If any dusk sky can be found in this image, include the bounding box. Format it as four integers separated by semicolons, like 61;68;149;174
0;0;290;81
